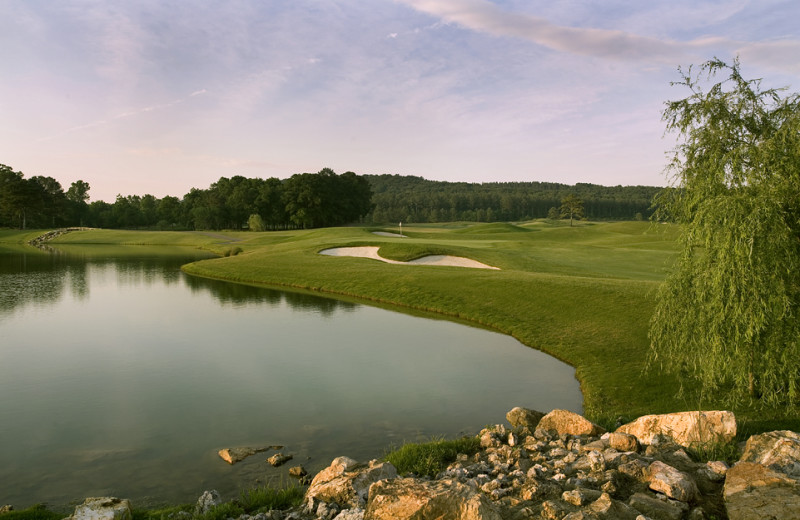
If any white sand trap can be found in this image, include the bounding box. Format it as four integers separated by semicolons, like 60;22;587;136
319;246;499;270
372;231;405;237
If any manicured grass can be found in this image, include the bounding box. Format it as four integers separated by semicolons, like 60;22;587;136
26;220;798;432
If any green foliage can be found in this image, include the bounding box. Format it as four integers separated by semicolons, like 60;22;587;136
649;58;800;408
248;213;266;232
237;484;305;511
384;436;481;477
547;206;560;220
686;441;741;465
560;194;585;227
0;505;62;520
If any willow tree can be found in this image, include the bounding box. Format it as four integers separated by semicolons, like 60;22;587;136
649;59;800;407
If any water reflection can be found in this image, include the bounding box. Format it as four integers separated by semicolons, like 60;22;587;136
184;275;357;315
0;244;582;509
0;245;357;318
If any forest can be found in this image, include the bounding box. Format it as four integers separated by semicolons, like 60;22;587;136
1;163;661;230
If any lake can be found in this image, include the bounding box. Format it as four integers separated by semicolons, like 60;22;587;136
0;245;582;508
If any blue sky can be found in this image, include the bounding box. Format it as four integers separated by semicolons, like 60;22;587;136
2;0;799;202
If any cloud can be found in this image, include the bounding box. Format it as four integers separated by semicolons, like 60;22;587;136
396;0;800;71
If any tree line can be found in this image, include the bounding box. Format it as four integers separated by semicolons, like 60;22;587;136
0;167;373;231
364;175;659;223
2;163;661;231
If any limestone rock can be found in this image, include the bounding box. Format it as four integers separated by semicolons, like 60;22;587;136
0;506;13;514
628;492;686;520
506;407;545;430
289;465;308;478
537;410;606;437
615;411;736;448
647;461;698;502
606;432;639;453
306;458;397;510
333;509;365;520
267;453;293;467
218;445;282;465
195;490;221;515
738;429;800;476
724;461;800;520
365;477;501;520
588;492;640;520
67;498;132;520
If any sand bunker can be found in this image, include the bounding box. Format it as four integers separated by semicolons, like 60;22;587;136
372;231;405;238
319;246;499;270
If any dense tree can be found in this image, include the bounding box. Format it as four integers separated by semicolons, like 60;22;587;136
648;58;800;407
559;194;584;227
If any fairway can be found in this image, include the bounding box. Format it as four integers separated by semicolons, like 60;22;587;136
12;220;797;432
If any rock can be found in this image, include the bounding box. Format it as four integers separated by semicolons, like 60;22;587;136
699;460;728;482
537;410;606;437
562;488;602;506
267;453;293;467
365;477;501;520
0;506;12;515
606;432;639;453
506;407;545;430
647;461;698;502
628;492;687;520
724;461;800;520
563;512;600;520
195;490;221;515
738;429;800;476
615;411;736;448
588;492;640;520
218;446;282;465
540;499;576;520
67;498;132;520
306;458;397;510
333;509;364;520
289;465;308;478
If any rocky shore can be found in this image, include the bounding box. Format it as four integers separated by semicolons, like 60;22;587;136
24;408;800;520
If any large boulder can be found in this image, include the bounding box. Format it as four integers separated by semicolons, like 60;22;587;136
66;498;132;520
724;462;800;520
738;429;800;476
615;411;736;448
305;457;397;510
506;407;545;430
724;430;800;520
537;409;605;437
365;478;501;520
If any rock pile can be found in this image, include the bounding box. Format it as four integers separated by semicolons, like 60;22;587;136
58;408;800;520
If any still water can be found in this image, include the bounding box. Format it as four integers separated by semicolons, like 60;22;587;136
0;245;581;508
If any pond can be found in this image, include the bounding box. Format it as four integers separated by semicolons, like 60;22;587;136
0;245;582;508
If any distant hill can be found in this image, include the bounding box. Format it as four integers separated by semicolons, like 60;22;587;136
364;174;661;223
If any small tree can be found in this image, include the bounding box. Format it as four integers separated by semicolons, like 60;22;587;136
648;58;800;407
559;194;584;226
547;206;560;220
248;213;266;232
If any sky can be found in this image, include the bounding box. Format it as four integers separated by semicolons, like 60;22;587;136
2;0;799;203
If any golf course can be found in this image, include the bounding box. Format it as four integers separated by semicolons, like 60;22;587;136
10;219;796;436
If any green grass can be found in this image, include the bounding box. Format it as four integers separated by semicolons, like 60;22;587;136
15;220;798;431
0;505;63;520
384;436;481;478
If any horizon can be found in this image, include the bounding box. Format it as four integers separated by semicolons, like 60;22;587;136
3;1;799;203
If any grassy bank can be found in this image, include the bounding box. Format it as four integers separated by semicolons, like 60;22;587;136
11;221;799;431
